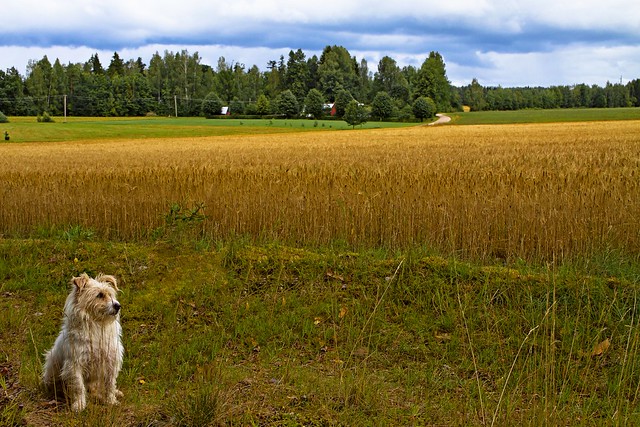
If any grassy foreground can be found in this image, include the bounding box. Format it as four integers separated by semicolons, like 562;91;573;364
2;234;640;426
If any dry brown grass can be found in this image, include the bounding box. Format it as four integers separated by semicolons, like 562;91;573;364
1;121;639;261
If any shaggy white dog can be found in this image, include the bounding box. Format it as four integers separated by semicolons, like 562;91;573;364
42;273;124;411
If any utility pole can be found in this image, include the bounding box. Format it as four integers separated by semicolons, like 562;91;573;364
63;95;67;123
174;95;178;117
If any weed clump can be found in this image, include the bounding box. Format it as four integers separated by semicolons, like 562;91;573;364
37;112;54;123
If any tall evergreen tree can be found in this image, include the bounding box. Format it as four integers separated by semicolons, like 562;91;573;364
107;52;125;77
134;57;146;74
87;53;105;74
285;49;309;104
317;45;358;101
306;55;319;92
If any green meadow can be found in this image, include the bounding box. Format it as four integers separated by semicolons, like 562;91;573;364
0;116;416;143
3;107;640;143
450;107;640;125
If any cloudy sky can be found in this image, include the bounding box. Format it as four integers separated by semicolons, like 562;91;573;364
1;0;639;87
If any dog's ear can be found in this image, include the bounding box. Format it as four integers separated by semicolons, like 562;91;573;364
99;275;119;291
72;273;90;292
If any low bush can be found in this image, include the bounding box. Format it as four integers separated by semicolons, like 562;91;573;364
36;112;55;123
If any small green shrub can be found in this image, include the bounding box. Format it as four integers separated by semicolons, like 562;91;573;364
0;111;8;123
37;112;55;123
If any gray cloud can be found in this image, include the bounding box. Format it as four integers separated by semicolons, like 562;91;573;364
1;0;639;86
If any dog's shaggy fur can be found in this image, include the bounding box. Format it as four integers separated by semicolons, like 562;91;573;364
42;273;123;411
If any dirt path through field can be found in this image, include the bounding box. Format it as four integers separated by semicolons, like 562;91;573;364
428;113;451;126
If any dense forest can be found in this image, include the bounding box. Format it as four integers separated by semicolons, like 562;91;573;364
0;45;639;119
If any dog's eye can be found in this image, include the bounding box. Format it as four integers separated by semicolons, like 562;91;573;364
97;292;105;299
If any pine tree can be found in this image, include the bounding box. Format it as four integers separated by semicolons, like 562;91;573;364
108;52;125;77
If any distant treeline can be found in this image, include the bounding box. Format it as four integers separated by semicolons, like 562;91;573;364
0;45;638;119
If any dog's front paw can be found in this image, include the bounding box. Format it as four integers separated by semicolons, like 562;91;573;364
71;397;86;412
105;391;122;405
115;389;124;399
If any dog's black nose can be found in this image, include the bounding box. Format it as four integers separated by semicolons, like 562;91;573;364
113;302;121;313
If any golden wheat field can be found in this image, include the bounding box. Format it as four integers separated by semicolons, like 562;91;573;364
1;121;639;261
